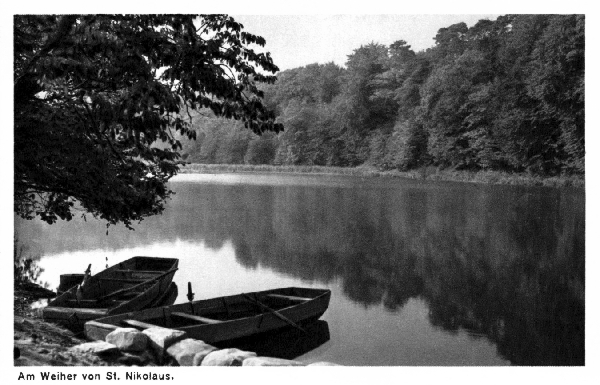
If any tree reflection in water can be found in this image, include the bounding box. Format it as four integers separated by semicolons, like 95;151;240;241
17;177;584;365
214;320;331;360
220;181;583;365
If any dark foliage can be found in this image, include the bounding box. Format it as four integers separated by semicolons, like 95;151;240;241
14;15;281;227
183;15;584;177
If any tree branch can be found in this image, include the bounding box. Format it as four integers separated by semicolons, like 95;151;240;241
15;15;78;85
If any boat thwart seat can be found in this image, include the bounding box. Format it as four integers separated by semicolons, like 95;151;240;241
64;299;101;305
170;312;223;324
98;277;149;283
265;294;312;302
121;319;158;330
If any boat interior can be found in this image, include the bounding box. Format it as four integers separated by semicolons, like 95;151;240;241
60;289;151;309
120;257;178;272
52;258;178;308
113;288;325;329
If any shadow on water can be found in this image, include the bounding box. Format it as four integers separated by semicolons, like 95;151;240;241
17;177;585;365
213;320;330;360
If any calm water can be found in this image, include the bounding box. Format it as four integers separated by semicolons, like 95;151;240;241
15;173;585;366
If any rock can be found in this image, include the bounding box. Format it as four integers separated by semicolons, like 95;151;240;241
119;360;143;366
165;338;216;366
14;357;31;366
106;328;148;352
69;341;120;357
242;357;306;366
201;348;257;366
308;361;342;366
117;351;155;366
85;321;118;341
142;328;187;362
21;318;34;327
14;320;27;332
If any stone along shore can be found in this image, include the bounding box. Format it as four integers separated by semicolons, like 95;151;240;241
71;323;340;366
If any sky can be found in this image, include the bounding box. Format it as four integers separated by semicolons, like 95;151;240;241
233;14;501;71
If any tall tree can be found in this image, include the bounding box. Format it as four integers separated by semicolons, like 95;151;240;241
432;22;469;63
344;43;395;131
420;50;495;168
493;14;560;173
526;15;585;173
14;15;282;228
245;131;277;165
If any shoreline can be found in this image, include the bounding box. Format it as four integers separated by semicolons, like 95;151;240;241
14;288;335;367
14;286;112;366
180;164;585;189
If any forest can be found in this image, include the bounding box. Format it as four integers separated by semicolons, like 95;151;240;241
179;14;584;176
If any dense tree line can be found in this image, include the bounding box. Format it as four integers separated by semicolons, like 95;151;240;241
184;14;584;175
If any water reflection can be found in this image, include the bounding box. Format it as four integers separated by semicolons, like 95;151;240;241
16;174;584;365
214;320;330;360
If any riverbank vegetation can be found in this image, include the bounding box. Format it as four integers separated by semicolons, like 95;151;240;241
180;163;584;188
179;15;584;180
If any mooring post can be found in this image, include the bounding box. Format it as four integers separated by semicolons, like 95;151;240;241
187;281;195;314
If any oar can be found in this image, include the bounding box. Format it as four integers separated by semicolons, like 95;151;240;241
242;293;306;333
96;268;178;302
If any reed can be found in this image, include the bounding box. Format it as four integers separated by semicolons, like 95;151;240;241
179;164;584;188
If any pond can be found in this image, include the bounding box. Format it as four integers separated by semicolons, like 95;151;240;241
15;173;585;366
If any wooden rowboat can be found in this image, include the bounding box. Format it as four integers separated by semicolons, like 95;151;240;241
85;287;331;343
43;256;178;329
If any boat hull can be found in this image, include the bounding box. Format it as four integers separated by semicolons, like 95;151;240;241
86;287;331;343
43;256;178;330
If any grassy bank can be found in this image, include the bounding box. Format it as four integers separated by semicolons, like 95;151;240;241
180;163;584;188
